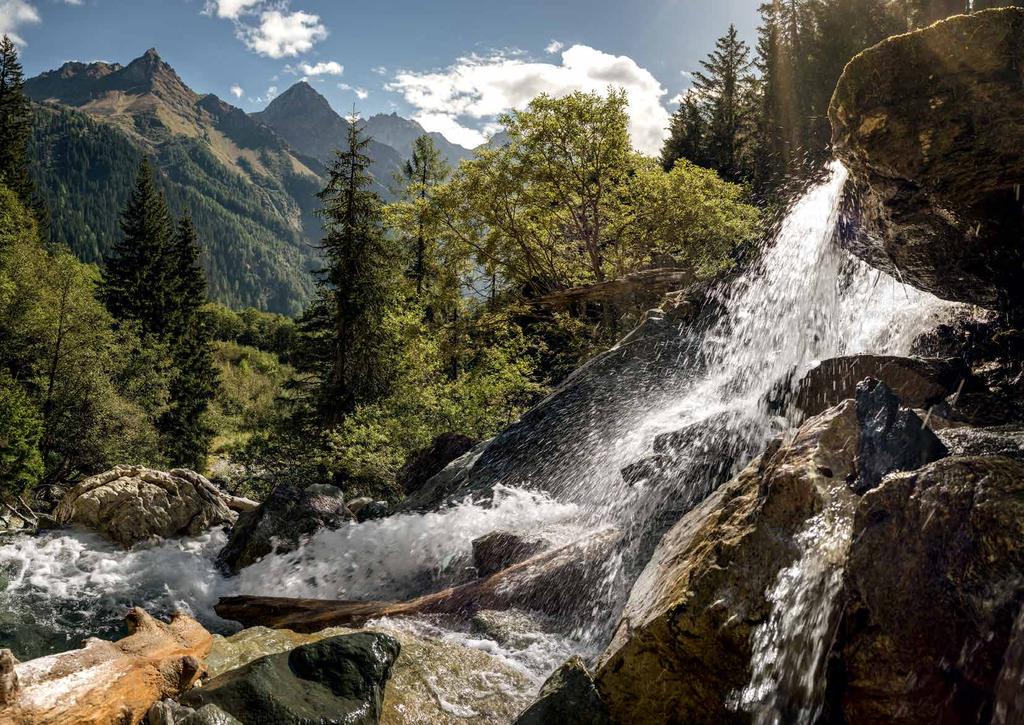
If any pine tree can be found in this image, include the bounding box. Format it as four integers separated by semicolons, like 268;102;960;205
661;94;707;171
157;216;217;469
102;167;218;467
101;159;177;336
692;24;755;181
312;115;402;422
0;35;35;208
395;134;451;321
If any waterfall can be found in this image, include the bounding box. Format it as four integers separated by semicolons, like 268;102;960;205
0;163;955;693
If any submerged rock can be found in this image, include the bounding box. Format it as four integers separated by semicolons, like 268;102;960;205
200;625;535;725
216;483;352;574
179;632;399;725
514;656;612;725
831;8;1024;309
54;465;237;547
147;700;241;725
472;531;549;577
839;455;1024;723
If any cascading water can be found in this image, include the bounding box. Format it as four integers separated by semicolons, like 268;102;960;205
0;163;955;704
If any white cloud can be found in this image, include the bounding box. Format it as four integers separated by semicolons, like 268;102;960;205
249;84;278;104
240;9;327;58
230;84;244;99
204;0;261;19
0;0;41;45
371;65;387;76
387;44;671;155
339;83;368;100
294;60;343;76
545;40;564;55
63;0;82;5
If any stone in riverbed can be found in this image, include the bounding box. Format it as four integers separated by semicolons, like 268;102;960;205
216;483;353;574
514;656;612;725
179;632;400;725
54;465;237;547
472;531;549;577
147;700;241;725
199;625;535;725
397;432;479;495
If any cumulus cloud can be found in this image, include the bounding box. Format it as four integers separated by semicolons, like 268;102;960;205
0;0;41;45
230;84;244;99
339;83;368;100
545;40;564;55
240;9;327;58
293;60;343;76
204;0;261;19
371;65;387;76
249;84;278;105
387;44;671;154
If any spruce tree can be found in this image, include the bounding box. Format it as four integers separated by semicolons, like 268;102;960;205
312;115;402;422
101;159;177;336
0;35;35;208
395;134;451;320
692;25;754;181
102;168;217;468
661;94;708;171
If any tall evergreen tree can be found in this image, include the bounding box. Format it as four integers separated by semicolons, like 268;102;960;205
0;35;35;208
661;94;707;171
101;167;217;467
692;25;755;181
101;160;177;336
311;115;402;422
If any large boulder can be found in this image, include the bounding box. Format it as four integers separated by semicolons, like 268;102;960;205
396;433;478;495
792;354;968;419
595;402;862;724
196;625;535;725
838;456;1024;723
216;483;353;574
54;466;237;547
830;8;1024;310
178;632;399;725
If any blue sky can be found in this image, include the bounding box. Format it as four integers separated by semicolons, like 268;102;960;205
4;0;762;152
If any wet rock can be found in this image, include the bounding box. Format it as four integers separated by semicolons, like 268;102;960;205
202;625;534;725
54;465;237;547
216;483;353;574
937;425;1024;460
839;456;1024;723
356;500;389;522
596;402;861;724
470;609;554;648
853;378;947;493
514;656;612;725
397;433;478;495
830;8;1024;309
472;531;549;577
346;496;373;517
147;700;241;725
0;648;18;706
180;632;399;725
793;354;968;419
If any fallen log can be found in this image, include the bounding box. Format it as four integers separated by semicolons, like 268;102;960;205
0;608;211;725
217;527;620;633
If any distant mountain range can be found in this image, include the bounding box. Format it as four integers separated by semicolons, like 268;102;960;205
24;49;474;315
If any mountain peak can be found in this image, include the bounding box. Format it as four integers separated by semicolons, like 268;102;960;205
260;81;337;120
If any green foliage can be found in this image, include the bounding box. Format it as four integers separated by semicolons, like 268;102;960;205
209;341;295;447
205;303;298;359
0;182;165;490
0;374;43;496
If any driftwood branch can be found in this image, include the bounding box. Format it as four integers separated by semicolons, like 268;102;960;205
217;528;620;633
0;608;211;725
